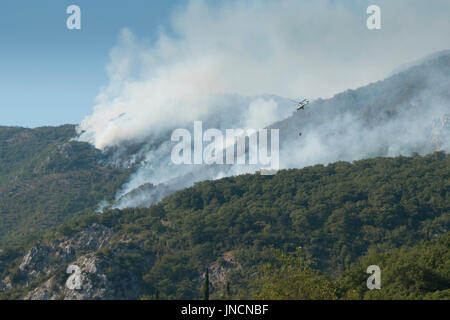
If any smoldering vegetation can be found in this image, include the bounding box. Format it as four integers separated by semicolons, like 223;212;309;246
75;1;450;209
87;53;450;209
276;53;450;170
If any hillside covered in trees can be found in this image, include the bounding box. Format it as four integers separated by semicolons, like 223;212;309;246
0;125;131;246
0;153;448;299
251;232;450;300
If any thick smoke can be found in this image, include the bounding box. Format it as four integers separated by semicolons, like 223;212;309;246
77;0;450;208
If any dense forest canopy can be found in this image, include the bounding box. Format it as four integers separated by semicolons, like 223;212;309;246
0;125;131;245
1;153;448;299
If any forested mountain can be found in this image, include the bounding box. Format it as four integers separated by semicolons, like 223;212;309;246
105;51;450;209
0;52;449;300
252;232;450;300
0;125;131;245
0;154;448;299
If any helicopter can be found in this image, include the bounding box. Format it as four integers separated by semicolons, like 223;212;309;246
289;98;310;137
289;98;310;111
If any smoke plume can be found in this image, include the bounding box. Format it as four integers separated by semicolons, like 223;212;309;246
76;0;450;208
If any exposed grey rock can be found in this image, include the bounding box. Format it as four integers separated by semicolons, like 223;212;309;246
7;222;148;300
24;253;109;300
205;251;241;290
0;277;12;291
17;223;113;285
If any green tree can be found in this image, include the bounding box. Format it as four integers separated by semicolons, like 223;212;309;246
251;248;338;300
203;268;210;300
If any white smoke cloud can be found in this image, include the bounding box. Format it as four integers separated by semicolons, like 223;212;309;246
76;0;450;208
78;0;450;149
245;99;279;129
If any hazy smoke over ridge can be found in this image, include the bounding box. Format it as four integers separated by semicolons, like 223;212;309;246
77;0;450;208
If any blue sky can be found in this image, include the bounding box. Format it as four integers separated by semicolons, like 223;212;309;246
0;0;185;127
1;0;449;128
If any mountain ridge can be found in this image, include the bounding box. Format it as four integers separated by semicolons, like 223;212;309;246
1;153;448;299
